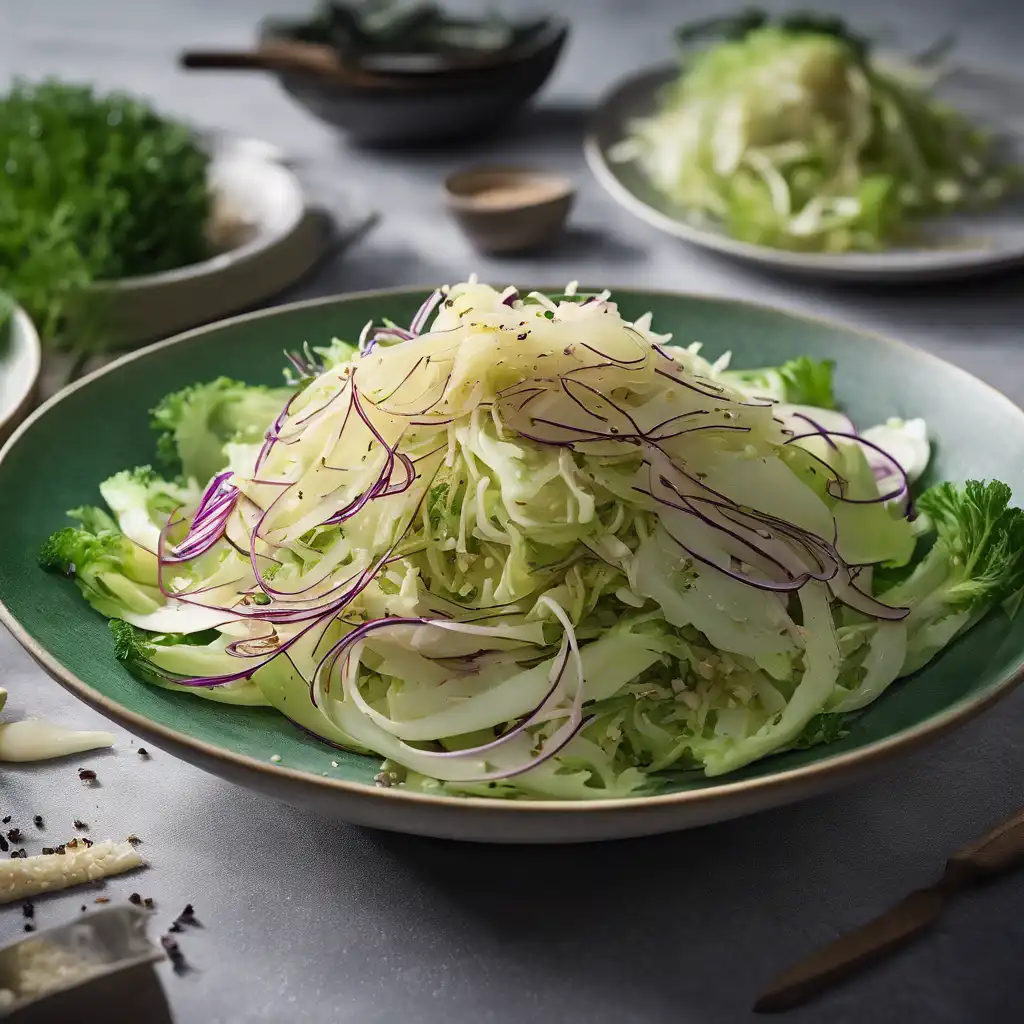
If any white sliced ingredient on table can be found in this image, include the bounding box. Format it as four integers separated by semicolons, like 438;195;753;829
0;719;115;762
0;841;145;904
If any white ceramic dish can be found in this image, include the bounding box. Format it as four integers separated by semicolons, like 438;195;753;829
0;306;42;445
87;142;322;347
586;63;1024;282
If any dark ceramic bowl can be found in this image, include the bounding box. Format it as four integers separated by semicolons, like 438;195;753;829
260;19;569;146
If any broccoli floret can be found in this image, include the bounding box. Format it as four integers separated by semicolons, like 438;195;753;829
38;526;82;574
724;356;836;408
40;524;161;619
150;377;292;483
883;480;1024;673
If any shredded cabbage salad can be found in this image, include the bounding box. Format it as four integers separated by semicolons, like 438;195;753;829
41;281;1024;799
613;18;1016;252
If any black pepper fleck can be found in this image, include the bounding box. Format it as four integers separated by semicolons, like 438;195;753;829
129;892;142;905
137;748;149;758
1;816;10;824
73;819;87;830
78;769;97;782
0;834;7;853
41;847;54;855
23;923;34;933
161;934;188;974
22;900;34;919
6;828;22;843
32;815;43;828
175;903;198;927
144;897;155;909
127;834;141;846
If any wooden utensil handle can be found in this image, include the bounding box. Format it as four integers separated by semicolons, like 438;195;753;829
181;49;333;74
181;50;277;70
948;808;1024;876
179;47;401;90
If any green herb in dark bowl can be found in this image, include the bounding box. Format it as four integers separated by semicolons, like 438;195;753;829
0;80;212;349
270;0;547;66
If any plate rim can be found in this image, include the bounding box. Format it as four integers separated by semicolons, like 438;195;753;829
2;283;1022;820
0;305;43;443
585;64;1024;279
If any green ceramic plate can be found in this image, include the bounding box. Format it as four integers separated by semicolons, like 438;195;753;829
1;288;1022;843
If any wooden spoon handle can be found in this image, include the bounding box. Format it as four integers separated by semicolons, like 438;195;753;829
179;44;395;89
947;807;1024;877
181;50;280;71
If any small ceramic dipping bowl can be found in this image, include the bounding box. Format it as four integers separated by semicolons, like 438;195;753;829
444;166;574;253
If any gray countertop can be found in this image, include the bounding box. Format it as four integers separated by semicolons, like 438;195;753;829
2;1;1023;1021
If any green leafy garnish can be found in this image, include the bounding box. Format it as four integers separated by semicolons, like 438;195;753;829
0;79;211;348
882;480;1024;674
786;712;851;750
723;356;836;408
275;1;541;61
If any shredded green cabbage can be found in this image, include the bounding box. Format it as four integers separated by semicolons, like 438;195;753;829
39;281;1024;799
614;23;1016;252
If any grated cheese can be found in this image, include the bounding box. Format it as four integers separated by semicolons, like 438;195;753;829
0;841;145;904
0;938;105;1003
